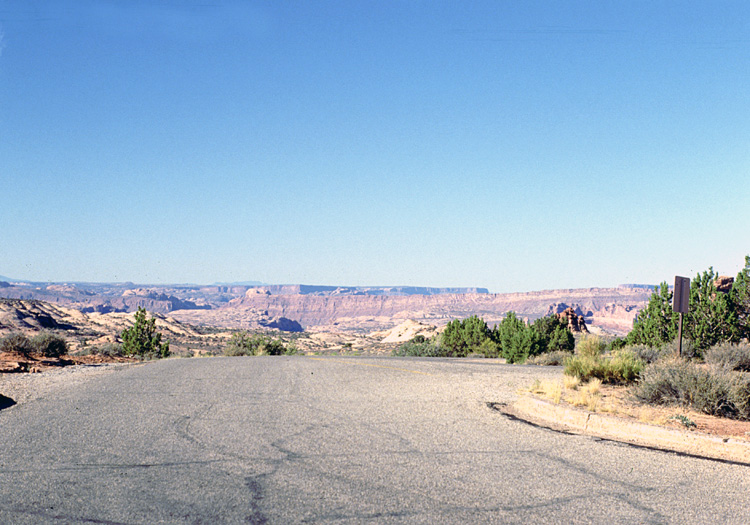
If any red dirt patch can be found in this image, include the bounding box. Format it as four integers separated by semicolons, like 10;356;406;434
0;351;133;374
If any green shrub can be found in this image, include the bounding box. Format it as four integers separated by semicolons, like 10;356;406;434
0;333;35;356
493;312;544;364
530;315;575;353
627;344;664;364
224;331;291;356
607;349;645;383
476;338;500;358
73;342;125;357
608;337;627;351
392;338;453;357
94;342;124;357
284;342;301;355
120;307;170;359
31;332;69;358
442;316;491;357
729;373;750;420
704;342;750;372
564;354;599;381
564;348;644;385
526;350;573;366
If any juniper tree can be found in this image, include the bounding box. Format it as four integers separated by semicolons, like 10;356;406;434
120;307;170;359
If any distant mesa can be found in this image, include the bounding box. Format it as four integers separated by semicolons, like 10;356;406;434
242;285;490;296
0;280;657;337
212;280;265;286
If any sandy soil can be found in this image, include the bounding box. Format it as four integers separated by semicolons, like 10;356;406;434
548;383;750;441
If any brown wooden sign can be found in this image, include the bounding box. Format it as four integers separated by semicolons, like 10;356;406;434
673;276;690;313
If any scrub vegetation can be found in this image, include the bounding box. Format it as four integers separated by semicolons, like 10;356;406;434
393;312;575;362
223;330;300;356
562;256;750;421
0;332;69;358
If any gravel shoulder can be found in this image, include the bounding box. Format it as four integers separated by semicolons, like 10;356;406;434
0;361;138;406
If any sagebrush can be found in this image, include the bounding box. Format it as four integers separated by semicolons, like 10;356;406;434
632;358;750;420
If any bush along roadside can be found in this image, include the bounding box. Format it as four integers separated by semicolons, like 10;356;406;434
223;331;300;356
0;332;69;358
120;307;170;359
631;342;750;421
563;335;644;385
392;312;576;363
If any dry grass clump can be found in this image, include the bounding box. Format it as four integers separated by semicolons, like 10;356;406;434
529;379;563;404
563;374;581;390
570;378;602;410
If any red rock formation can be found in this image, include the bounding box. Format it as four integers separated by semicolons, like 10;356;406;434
555;307;589;333
714;276;734;294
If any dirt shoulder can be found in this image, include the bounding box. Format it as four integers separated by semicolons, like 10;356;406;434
0;350;134;374
0;360;137;407
529;381;750;441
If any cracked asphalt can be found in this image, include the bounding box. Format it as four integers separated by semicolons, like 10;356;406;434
1;356;748;523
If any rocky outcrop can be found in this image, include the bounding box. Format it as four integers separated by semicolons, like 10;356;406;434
0;300;79;331
587;303;640;335
371;320;439;344
546;303;592;318
714;276;734;294
259;317;303;332
0;299;203;344
555;307;589;333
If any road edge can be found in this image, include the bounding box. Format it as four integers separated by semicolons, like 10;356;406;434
502;395;750;465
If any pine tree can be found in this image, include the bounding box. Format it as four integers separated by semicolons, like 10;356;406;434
626;282;678;347
686;267;739;350
120;307;170;359
731;255;750;340
441;315;490;357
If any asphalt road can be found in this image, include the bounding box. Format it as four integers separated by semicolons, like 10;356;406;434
1;356;748;524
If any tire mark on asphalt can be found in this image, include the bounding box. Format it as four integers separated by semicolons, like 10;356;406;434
244;476;268;525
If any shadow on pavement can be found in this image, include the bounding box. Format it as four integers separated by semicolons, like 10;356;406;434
0;394;16;411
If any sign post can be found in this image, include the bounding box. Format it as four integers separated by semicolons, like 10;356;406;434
673;276;690;357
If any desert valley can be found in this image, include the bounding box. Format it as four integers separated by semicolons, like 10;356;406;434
0;278;654;356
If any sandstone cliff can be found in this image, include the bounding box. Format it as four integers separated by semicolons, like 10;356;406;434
170;286;653;335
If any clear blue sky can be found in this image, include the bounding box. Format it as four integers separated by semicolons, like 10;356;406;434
1;1;748;292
